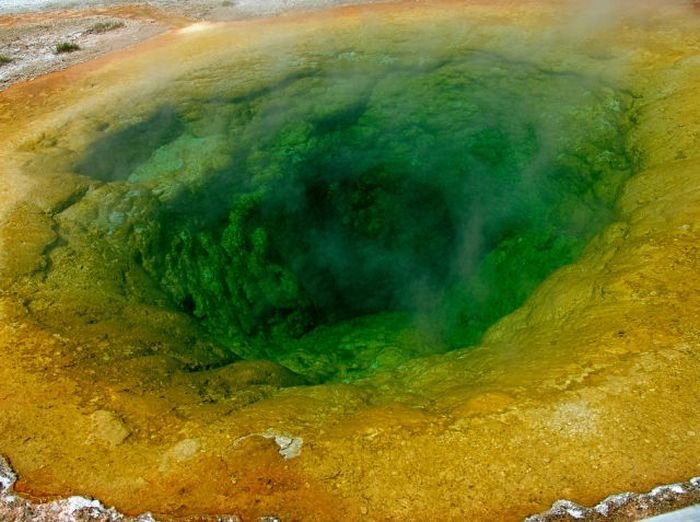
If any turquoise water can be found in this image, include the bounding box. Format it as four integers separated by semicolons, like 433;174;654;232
75;49;636;382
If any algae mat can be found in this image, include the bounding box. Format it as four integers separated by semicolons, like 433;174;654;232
0;0;699;520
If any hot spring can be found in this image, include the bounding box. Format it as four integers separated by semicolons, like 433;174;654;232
66;46;635;383
0;1;698;520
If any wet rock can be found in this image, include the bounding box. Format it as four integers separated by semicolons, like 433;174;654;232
204;359;306;388
89;410;131;447
159;438;202;471
526;476;700;521
1;455;156;521
0;203;57;284
265;431;303;460
231;430;303;460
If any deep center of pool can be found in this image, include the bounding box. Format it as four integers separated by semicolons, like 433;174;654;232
74;49;637;382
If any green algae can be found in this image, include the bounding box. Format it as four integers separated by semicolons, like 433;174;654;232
74;49;637;382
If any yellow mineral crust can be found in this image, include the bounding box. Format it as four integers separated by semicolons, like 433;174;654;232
0;1;699;520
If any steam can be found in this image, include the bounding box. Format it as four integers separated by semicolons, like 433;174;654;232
71;6;637;377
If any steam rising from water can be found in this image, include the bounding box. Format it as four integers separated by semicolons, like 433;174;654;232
69;25;637;382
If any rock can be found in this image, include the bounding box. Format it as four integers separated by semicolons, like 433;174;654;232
230;431;303;460
169;438;201;462
89;410;131;447
526;477;700;521
159;438;202;471
265;432;303;460
1;453;157;521
0;455;16;492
